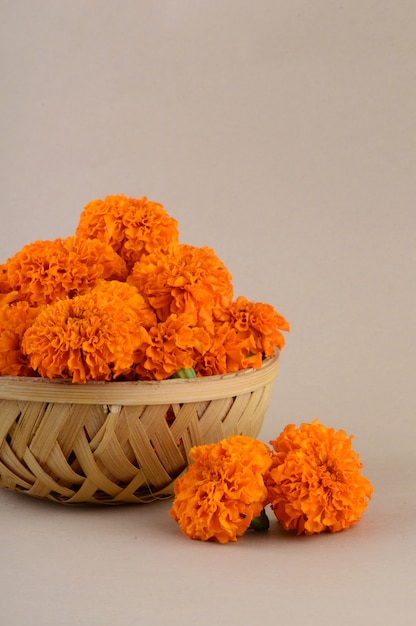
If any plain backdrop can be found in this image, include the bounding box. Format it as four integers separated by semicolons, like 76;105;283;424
1;2;415;625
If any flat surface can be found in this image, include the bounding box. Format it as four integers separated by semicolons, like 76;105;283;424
1;1;415;625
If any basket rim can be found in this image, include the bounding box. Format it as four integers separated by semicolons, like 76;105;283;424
0;351;280;405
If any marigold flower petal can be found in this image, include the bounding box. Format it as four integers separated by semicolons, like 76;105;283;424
0;263;12;294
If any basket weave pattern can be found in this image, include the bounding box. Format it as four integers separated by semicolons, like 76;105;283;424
0;352;279;504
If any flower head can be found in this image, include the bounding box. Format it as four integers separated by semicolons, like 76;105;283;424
2;193;290;383
170;436;272;543
91;279;156;329
21;290;149;383
128;243;233;325
193;322;262;376
5;237;127;306
265;420;373;534
76;194;179;270
217;296;290;355
0;299;41;376
192;297;289;375
133;313;212;380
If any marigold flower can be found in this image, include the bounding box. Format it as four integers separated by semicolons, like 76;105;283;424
2;194;291;384
265;420;373;535
21;291;150;383
217;296;290;356
76;194;179;270
5;237;127;306
170;436;272;543
128;243;233;325
0;299;41;376
191;330;230;376
193;323;262;376
91;279;156;329
133;313;212;380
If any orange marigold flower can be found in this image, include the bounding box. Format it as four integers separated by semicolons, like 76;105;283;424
76;194;179;270
192;330;229;376
5;237;127;306
21;291;149;383
134;313;212;380
91;279;156;329
128;243;233;325
64;236;127;282
265;420;373;535
218;296;290;356
0;299;41;376
193;323;262;376
170;436;272;543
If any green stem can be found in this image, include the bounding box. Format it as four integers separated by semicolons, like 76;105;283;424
171;368;197;379
249;508;270;532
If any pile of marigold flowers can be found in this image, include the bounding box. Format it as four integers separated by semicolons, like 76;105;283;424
170;420;373;543
0;194;289;383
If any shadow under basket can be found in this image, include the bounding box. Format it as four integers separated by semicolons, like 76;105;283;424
0;352;279;504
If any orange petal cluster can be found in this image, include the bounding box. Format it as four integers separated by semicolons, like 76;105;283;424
0;297;40;376
91;279;156;330
1;194;289;382
5;236;127;306
170;426;373;542
133;313;212;380
0;264;12;295
76;194;179;270
127;243;233;325
192;296;291;375
265;420;373;534
21;287;149;383
170;436;272;543
220;296;290;354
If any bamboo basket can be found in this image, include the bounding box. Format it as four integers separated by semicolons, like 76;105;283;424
0;351;279;504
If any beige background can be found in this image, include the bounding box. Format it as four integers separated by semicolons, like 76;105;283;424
1;1;415;625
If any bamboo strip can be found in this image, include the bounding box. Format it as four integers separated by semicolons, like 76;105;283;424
198;396;235;442
46;443;85;484
0;353;279;405
29;402;72;462
23;447;74;498
93;435;140;482
0;439;40;483
12;401;48;458
110;469;149;503
72;431;123;497
125;407;172;488
150;420;187;475
0;400;22;442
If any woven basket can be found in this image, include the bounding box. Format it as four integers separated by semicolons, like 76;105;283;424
0;351;279;504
